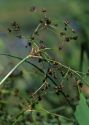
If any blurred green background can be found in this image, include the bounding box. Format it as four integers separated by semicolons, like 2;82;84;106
0;0;89;125
0;0;89;70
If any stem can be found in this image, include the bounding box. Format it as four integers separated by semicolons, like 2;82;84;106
0;53;57;86
47;58;89;85
0;55;30;85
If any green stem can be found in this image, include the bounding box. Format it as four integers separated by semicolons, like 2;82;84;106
0;55;30;85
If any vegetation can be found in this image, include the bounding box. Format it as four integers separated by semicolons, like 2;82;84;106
0;1;89;125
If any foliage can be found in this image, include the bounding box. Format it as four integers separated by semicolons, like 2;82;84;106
0;5;89;125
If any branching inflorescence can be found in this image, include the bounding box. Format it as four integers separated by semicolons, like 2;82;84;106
0;7;88;125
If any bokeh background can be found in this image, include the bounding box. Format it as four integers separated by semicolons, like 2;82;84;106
0;0;89;125
0;0;89;71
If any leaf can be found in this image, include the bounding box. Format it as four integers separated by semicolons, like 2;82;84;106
75;94;89;125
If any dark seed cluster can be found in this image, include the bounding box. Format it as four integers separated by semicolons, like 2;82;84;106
0;7;87;125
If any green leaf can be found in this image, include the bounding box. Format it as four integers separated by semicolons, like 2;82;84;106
75;94;89;125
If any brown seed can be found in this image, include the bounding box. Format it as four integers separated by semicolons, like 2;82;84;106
46;18;51;25
11;21;17;27
60;32;65;36
64;27;67;31
30;6;36;12
42;8;47;13
28;42;32;46
79;82;83;88
40;20;43;23
8;28;12;32
65;37;70;42
54;24;58;27
48;69;53;76
72;36;78;40
31;36;34;40
38;95;42;101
